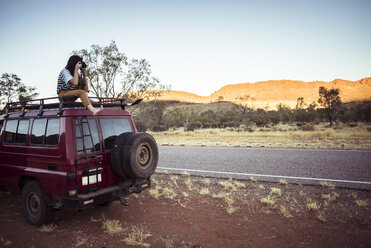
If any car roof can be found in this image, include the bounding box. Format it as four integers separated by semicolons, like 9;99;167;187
1;96;141;120
1;107;131;119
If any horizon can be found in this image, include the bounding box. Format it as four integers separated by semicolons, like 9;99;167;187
160;77;371;97
1;0;370;97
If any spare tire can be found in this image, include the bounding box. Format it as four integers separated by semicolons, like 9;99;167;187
111;132;134;178
111;132;159;179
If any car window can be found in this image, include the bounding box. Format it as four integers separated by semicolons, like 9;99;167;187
31;118;60;146
75;119;101;154
45;118;60;145
15;120;29;144
100;118;132;150
3;119;29;145
4;120;18;144
31;119;47;145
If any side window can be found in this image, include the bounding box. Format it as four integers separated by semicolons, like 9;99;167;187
31;119;47;145
100;118;132;150
75;119;101;154
3;119;29;145
4;120;18;144
45;119;60;145
15;120;29;144
31;118;60;146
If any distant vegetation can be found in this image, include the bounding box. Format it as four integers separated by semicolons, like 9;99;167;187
0;73;39;111
133;87;371;132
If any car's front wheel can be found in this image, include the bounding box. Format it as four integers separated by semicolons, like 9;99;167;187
21;181;53;226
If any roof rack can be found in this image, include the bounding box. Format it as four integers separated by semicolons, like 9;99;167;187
1;96;142;118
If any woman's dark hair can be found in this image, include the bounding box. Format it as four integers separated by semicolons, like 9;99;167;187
65;55;83;76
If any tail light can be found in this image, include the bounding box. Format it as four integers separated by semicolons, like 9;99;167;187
67;172;78;196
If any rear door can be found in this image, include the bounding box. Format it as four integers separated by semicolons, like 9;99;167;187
74;117;105;194
73;117;134;194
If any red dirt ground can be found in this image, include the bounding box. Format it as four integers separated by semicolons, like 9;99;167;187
0;173;370;248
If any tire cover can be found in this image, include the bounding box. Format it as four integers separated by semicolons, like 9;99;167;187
111;132;159;178
110;132;134;178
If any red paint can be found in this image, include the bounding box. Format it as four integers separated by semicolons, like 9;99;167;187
0;107;137;202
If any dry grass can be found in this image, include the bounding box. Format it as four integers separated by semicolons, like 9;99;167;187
219;179;237;191
0;235;12;246
73;237;88;248
202;178;211;186
213;192;234;205
234;180;246;189
279;205;292;218
40;224;57;232
150;123;371;149
148;186;162;200
306;201;321;211
321;194;333;202
219;178;245;191
270;187;282;197
148;172;369;227
212;192;236;214
260;196;276;208
320;181;335;189
161;236;174;248
279;179;288;185
199;187;210;196
317;211;327;222
355;200;367;207
185;178;195;191
90;216;102;223
181;171;190;177
250;177;258;183
170;175;178;186
226;205;237;215
321;192;339;203
162;187;177;200
123;225;152;247
102;219;125;235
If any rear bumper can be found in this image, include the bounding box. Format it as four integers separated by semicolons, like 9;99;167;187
62;179;151;208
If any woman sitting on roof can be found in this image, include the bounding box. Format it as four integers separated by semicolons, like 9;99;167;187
57;55;103;115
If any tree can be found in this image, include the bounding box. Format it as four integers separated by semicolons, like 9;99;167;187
0;73;38;111
295;97;305;110
163;107;186;127
276;103;293;123
150;101;167;125
216;96;224;110
318;87;341;126
199;110;217;127
72;40;169;102
235;95;251;118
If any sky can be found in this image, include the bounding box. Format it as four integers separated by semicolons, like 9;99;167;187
0;0;370;98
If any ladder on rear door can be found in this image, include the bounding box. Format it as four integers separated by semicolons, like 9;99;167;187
76;117;101;193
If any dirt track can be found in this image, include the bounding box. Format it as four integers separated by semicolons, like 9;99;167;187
0;173;370;248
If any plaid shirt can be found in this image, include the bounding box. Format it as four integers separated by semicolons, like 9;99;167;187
56;68;83;94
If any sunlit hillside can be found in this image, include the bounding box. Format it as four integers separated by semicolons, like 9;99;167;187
153;77;371;109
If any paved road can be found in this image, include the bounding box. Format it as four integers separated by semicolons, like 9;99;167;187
157;146;371;189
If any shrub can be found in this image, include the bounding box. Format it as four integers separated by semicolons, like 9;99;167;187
185;122;201;131
135;122;147;132
299;124;315;131
151;125;169;132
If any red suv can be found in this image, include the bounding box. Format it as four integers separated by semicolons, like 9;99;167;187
0;97;158;226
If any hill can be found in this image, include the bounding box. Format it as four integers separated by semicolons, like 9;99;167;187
154;77;371;109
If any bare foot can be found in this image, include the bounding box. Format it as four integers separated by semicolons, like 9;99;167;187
92;105;103;116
